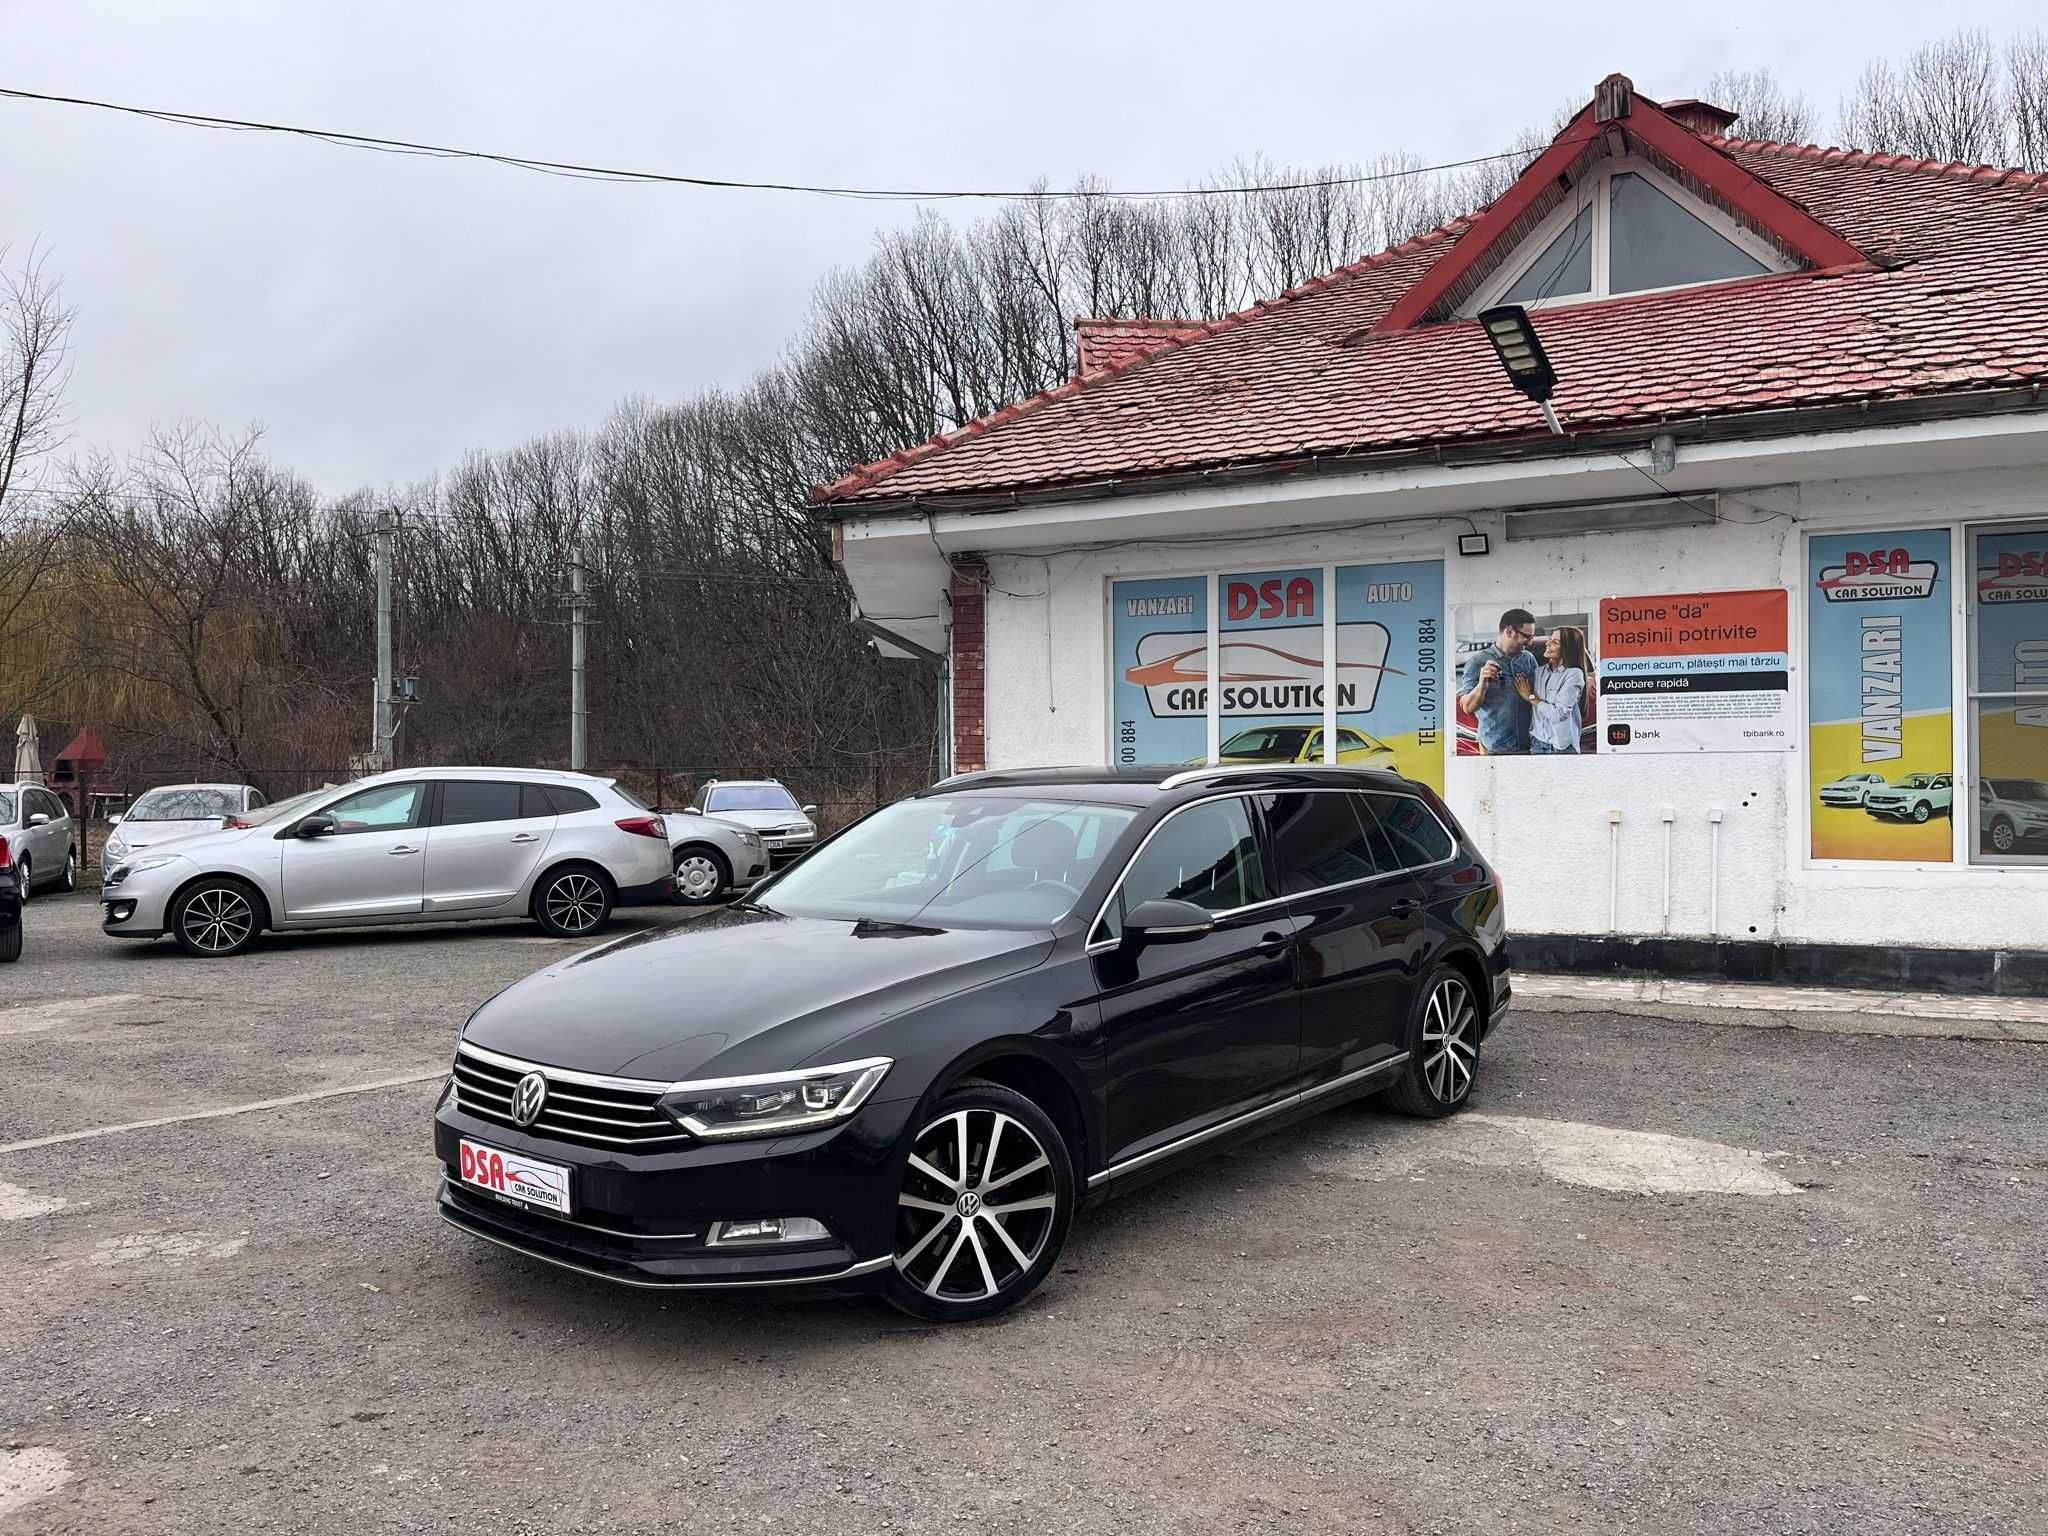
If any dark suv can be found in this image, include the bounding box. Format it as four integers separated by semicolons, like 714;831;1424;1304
434;764;1509;1319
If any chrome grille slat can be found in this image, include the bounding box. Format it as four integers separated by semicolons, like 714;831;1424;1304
452;1043;684;1152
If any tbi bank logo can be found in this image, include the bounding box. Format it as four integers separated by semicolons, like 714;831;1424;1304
1978;546;2048;604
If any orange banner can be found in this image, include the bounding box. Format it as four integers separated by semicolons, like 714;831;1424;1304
1600;589;1788;659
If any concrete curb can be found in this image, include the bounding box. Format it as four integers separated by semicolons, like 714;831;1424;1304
1514;972;2048;1044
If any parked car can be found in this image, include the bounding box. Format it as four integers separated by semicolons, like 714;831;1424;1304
693;779;818;868
99;768;675;958
1863;771;1953;823
1818;770;1889;807
103;783;267;869
0;833;20;962
1980;777;2048;853
0;782;75;898
1196;724;1399;769
435;763;1508;1320
663;807;769;907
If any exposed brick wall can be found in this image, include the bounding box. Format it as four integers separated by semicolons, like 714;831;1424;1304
949;558;987;774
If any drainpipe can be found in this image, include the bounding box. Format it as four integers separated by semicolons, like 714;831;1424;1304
1660;805;1676;931
1607;809;1622;932
1708;807;1725;936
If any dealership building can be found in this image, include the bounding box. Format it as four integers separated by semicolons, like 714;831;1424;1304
820;76;2048;988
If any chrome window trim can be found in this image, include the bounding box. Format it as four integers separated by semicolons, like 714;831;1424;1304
1084;786;1460;954
1085;1053;1410;1189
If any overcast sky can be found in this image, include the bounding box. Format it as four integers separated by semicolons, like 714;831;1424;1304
4;0;2043;492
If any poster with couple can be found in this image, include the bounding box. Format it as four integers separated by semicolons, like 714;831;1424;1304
1455;589;1794;755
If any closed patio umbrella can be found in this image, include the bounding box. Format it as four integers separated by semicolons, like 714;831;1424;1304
13;716;41;783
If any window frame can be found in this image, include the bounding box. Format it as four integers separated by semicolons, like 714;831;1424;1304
431;778;538;829
1463;156;1792;315
316;780;426;836
1966;518;2048;867
1085;788;1459;952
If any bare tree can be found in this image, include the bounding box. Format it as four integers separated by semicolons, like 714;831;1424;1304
1703;68;1816;143
2009;31;2048;170
1840;30;2006;162
0;248;77;719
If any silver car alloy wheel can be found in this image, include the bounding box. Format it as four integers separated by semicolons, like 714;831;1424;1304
1420;975;1478;1105
676;853;722;902
544;873;606;933
1991;819;2016;853
182;887;254;954
895;1108;1059;1305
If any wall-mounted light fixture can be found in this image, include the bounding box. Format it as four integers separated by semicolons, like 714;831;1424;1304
1476;304;1562;434
1457;532;1491;557
1502;495;1717;541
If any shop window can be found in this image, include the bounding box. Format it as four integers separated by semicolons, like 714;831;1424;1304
1968;523;2048;864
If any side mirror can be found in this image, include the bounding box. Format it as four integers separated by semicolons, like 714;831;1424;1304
1123;898;1217;946
680;806;702;816
801;804;819;817
26;813;49;828
108;814;123;828
296;814;338;839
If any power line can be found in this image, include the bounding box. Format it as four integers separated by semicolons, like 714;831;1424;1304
0;83;1548;204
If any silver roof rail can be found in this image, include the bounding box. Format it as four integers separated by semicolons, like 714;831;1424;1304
1156;763;1389;790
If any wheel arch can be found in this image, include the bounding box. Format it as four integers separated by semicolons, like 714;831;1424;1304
670;839;733;872
166;870;274;934
1431;942;1494;1036
527;856;617;915
933;1043;1095;1183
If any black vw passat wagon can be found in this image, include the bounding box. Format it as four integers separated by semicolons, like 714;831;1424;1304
435;764;1508;1320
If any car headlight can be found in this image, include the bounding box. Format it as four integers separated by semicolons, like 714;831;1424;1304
103;838;128;861
122;855;183;876
739;832;763;848
660;1058;892;1140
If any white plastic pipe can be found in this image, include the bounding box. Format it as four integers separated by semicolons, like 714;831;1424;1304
1708;807;1725;936
1607;809;1622;931
1660;805;1676;930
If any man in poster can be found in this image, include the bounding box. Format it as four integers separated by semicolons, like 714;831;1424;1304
1457;608;1538;754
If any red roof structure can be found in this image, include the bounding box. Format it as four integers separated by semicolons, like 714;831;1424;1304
815;74;2048;509
1074;316;1207;374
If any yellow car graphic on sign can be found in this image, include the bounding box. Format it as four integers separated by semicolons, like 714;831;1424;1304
1188;724;1399;769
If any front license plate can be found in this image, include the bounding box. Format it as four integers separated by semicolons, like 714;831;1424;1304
458;1139;573;1216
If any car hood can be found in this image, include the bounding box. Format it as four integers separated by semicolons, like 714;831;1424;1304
108;819;225;848
461;906;1053;1082
109;824;264;862
710;809;813;833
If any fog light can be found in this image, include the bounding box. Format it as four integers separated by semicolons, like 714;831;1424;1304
707;1217;830;1246
107;902;135;922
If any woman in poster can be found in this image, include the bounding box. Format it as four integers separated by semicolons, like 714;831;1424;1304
1521;624;1591;754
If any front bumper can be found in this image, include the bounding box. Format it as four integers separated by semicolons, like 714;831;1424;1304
763;837;816;869
1817;791;1864;806
100;870;178;939
433;1092;916;1292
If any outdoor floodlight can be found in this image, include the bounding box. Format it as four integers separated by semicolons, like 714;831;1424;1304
1457;532;1491;557
1477;304;1563;434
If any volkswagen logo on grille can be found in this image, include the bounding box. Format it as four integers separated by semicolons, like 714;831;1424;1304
510;1071;549;1128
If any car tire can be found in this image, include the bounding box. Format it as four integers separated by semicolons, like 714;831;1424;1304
58;849;75;893
1911;801;1932;824
882;1080;1076;1323
1989;817;2018;853
12;858;25;902
533;864;614;938
0;920;19;963
1379;964;1483;1119
170;877;263;958
672;845;731;907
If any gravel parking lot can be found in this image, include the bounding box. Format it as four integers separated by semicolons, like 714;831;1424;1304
2;895;2042;1535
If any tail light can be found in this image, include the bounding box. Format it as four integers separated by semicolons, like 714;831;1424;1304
224;816;254;830
615;815;667;840
0;834;10;868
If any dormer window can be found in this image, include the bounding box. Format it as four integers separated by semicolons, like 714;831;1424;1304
1467;159;1790;312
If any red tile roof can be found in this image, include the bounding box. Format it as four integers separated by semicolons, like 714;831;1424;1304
1074;316;1207;374
814;128;2048;509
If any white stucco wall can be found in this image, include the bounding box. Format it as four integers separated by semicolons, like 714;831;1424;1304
974;464;2048;952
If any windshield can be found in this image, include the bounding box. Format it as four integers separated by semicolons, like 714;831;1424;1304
1993;780;2048;801
1902;775;1940;787
1220;728;1312;757
128;787;238;822
756;794;1138;928
240;787;331;827
705;785;800;813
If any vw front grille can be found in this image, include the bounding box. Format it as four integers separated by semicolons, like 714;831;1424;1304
452;1044;689;1151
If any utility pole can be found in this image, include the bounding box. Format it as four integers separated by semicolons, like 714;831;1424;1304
373;507;395;768
569;538;589;771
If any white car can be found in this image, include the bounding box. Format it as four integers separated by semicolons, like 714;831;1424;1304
1818;770;1888;807
99;767;675;957
694;779;820;868
103;783;267;869
663;808;771;907
1863;772;1953;823
0;782;76;897
1980;778;2048;854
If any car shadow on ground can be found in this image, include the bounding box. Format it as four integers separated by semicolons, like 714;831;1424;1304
94;909;696;959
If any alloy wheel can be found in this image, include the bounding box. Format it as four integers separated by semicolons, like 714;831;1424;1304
182;887;254;954
1912;802;1931;823
544;873;606;933
1991;819;2016;853
675;854;722;903
895;1107;1059;1306
1420;976;1478;1106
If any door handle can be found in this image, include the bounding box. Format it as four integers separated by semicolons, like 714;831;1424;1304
510;833;539;844
388;845;419;856
1255;930;1293;956
1389;898;1420;918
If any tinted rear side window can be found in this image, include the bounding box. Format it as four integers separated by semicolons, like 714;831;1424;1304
1260;792;1383;893
519;784;561;819
1362;792;1455;868
438;781;526;826
543;786;599;815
